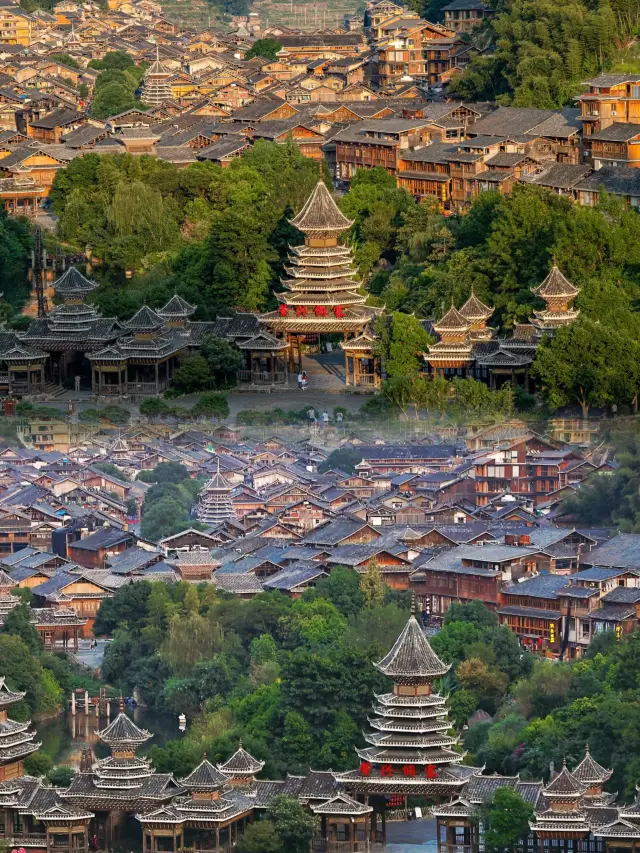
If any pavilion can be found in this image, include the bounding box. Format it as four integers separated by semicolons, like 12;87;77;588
261;180;381;387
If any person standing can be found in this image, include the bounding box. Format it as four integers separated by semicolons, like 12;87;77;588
321;410;329;430
74;375;81;392
301;371;308;390
297;371;303;389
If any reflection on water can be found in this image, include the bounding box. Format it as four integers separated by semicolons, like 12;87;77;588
38;708;182;768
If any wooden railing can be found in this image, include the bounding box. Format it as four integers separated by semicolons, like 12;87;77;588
313;838;369;853
354;373;377;386
7;834;48;845
238;371;287;385
127;381;167;394
96;385;121;395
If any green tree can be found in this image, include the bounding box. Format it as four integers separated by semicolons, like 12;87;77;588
267;795;316;853
193;392;230;419
137;461;190;484
47;766;75;787
93;461;128;481
201;336;244;387
236;821;281;853
50;53;80;68
307;567;364;618
319;447;364;474
91;82;141;119
2;603;41;652
245;38;282;60
24;752;53;777
89;51;137;71
140;397;173;417
480;788;535;853
532;318;637;417
171;356;213;395
374;312;432;379
360;561;386;609
281;711;314;766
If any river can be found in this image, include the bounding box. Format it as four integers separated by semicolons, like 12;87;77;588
37;707;182;769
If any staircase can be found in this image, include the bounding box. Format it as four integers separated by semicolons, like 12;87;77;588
44;381;66;399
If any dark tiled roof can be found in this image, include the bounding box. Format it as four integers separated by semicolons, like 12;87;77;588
572;747;613;784
533;265;579;298
290;181;353;232
582;533;640;569
375;612;450;679
98;711;152;746
502;573;568;599
218;745;264;775
526;163;592;190
590;122;640;142
70;528;131;551
576;165;640;195
124;305;164;330
544;764;584;796
180;758;227;790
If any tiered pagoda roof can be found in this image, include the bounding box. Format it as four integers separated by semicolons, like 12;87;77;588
89;299;222;365
530;265;580;331
136;756;254;829
336;605;473;796
530;759;593;836
218;744;265;780
50;266;99;299
141;48;173;106
22;266;123;353
180;757;228;792
196;460;236;525
63;709;183;811
459;289;495;342
426;303;473;367
0;676;41;769
573;745;613;788
261;181;377;335
97;710;153;751
158;294;196;321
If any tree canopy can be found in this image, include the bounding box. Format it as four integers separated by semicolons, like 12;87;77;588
446;0;637;108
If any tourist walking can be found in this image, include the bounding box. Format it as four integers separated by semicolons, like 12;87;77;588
297;371;303;389
301;371;308;390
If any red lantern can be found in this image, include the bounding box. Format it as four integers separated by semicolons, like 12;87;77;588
314;305;327;317
402;764;416;777
380;764;393;777
360;761;372;776
334;305;345;318
426;764;437;779
278;304;287;317
296;306;308;317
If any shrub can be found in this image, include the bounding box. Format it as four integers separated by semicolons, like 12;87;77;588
192;392;229;419
140;398;172;417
